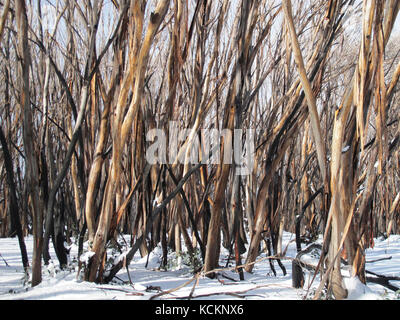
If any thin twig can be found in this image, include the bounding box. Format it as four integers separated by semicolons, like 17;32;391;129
172;284;292;300
0;253;9;267
95;286;144;296
149;277;196;300
188;273;200;300
366;256;392;263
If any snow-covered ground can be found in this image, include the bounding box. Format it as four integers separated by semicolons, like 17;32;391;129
0;232;399;300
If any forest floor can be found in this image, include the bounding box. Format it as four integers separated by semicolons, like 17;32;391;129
0;232;399;300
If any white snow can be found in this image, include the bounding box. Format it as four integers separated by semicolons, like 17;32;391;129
343;277;381;300
0;232;399;300
342;145;350;153
79;251;95;264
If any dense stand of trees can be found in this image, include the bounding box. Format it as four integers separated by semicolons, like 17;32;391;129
0;0;399;299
